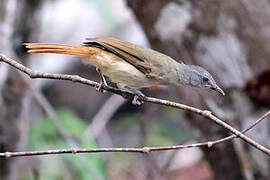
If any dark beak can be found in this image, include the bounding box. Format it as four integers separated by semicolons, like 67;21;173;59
211;85;225;96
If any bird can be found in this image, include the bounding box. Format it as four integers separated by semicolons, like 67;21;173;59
24;37;225;105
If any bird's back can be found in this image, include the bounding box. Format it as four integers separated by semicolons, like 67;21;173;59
84;37;180;79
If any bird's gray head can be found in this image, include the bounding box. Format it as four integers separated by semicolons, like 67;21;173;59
179;65;225;95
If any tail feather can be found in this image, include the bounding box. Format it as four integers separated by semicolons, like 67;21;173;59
24;43;100;57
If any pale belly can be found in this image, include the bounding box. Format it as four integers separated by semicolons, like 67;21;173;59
82;53;158;88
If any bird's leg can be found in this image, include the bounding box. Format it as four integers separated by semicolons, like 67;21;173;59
123;86;145;105
96;68;107;92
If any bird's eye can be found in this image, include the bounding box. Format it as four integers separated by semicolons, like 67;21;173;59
203;77;209;82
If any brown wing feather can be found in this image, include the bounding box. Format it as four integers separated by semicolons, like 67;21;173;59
84;38;159;78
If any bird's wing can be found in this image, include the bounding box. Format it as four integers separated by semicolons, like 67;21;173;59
84;37;161;78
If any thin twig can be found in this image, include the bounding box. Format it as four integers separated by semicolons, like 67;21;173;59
0;53;270;156
83;94;126;139
209;110;270;146
17;61;104;180
0;106;269;158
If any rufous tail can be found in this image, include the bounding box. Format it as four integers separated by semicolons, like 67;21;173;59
24;43;100;57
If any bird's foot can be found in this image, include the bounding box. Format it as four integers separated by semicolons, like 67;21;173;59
132;94;145;105
96;68;107;93
96;81;107;93
123;86;145;105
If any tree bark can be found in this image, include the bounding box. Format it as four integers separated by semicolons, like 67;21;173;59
127;0;270;179
0;0;42;179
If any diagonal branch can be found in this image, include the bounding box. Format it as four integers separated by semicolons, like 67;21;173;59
0;53;270;156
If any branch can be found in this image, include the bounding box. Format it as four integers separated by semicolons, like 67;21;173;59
0;53;270;156
0;111;270;158
0;110;269;158
83;94;126;139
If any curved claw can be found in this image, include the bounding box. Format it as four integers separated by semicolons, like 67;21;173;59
123;86;145;105
132;94;144;105
96;83;106;93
